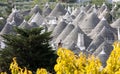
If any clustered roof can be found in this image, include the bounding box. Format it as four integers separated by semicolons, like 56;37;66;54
0;3;119;67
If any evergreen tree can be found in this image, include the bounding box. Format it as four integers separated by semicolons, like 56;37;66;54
0;27;57;73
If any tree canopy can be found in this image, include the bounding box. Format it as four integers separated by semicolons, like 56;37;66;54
0;27;57;73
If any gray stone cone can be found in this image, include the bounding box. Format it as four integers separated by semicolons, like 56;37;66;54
29;22;39;28
42;7;52;17
63;11;73;22
87;26;115;52
64;42;76;51
63;25;84;47
55;23;75;44
87;35;104;52
7;10;24;26
98;3;107;15
111;18;120;28
0;22;14;35
99;8;110;19
73;11;87;25
71;7;81;18
30;12;44;26
88;18;110;39
87;4;97;14
80;12;100;34
98;26;115;41
7;9;17;22
49;3;67;18
48;24;57;32
97;49;109;67
30;4;42;14
84;4;91;12
19;20;31;29
93;41;113;56
52;19;67;40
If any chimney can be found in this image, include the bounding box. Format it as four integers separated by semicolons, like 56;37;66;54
77;33;85;50
118;27;120;41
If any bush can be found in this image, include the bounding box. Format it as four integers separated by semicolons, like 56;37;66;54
0;27;57;73
1;41;120;74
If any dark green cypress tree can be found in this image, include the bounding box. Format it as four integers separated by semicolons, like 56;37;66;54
0;27;57;73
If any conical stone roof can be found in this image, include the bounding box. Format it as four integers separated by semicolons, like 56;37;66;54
52;19;67;40
28;13;36;23
80;5;85;12
83;33;92;48
84;4;91;12
48;24;57;32
111;18;120;28
63;26;84;47
87;26;115;52
93;41;113;56
87;35;104;53
63;11;73;22
80;12;100;34
19;20;31;29
55;23;75;44
0;22;14;35
87;4;97;14
73;11;87;25
88;18;110;39
7;8;18;22
98;26;115;41
64;41;76;51
97;49;108;67
42;7;52;17
49;3;67;18
98;3;107;15
30;12;44;26
30;4;42;14
71;7;81;18
110;4;117;17
7;10;24;26
21;10;31;16
14;13;24;26
99;8;110;19
29;22;38;28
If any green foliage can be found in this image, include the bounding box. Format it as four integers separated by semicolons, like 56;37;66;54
0;0;13;23
24;14;32;21
91;0;105;5
33;0;48;9
0;27;57;73
114;4;120;19
67;0;76;3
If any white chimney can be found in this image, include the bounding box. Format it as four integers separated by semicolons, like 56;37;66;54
1;40;5;49
77;33;85;50
68;6;72;13
118;28;120;40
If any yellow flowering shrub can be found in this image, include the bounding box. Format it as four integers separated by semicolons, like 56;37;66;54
84;55;101;74
9;57;32;74
0;72;7;74
0;57;48;74
103;41;120;74
54;48;102;74
1;41;120;74
54;41;120;74
36;68;47;74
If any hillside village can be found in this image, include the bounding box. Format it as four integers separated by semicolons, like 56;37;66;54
0;0;120;72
